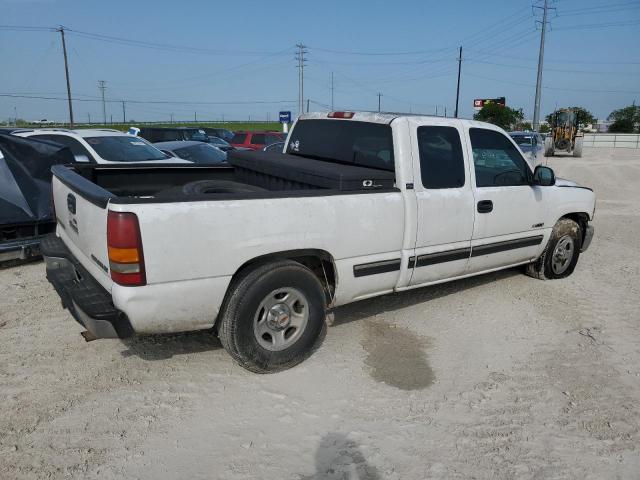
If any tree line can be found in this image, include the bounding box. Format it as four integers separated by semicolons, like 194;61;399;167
473;102;640;133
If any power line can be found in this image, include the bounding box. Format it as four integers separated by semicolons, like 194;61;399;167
465;73;640;94
64;28;286;57
0;93;297;105
553;20;640;30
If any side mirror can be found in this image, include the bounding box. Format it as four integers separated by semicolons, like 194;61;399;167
533;165;555;186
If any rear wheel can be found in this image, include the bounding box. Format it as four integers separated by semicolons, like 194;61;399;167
526;218;582;280
218;260;327;373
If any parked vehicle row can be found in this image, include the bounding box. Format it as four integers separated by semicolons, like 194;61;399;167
41;112;595;373
12;128;187;164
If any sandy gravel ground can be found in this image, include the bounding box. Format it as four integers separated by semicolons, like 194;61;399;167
1;148;640;479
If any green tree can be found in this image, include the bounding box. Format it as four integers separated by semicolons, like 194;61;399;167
546;107;597;128
607;104;640;133
539;124;550;134
473;103;523;130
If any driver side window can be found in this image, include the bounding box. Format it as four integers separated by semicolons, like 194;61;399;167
469;128;530;187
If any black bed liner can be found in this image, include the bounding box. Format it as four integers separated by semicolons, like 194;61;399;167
228;150;395;191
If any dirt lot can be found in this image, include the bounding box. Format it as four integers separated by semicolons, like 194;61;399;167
1;147;640;479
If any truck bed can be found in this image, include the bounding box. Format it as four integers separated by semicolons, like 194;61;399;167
60;152;397;205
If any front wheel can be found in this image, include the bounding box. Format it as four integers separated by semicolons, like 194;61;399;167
573;137;583;158
526;218;582;280
544;136;555;157
218;260;327;373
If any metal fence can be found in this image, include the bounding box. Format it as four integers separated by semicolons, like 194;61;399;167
583;133;640;149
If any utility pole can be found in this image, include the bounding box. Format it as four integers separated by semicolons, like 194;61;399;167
436;106;439;116
377;92;382;112
331;72;335;110
533;0;551;132
122;101;126;123
295;43;307;116
87;113;91;124
58;26;74;127
98;80;107;125
306;99;310;113
454;46;462;118
194;111;197;122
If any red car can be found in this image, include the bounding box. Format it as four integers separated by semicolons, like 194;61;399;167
230;131;285;151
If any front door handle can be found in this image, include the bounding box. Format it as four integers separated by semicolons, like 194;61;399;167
477;200;493;213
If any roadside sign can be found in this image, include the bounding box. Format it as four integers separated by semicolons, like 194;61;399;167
279;111;292;123
473;97;506;110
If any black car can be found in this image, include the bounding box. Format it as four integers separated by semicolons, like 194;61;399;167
202;127;234;142
138;127;209;143
153;141;227;164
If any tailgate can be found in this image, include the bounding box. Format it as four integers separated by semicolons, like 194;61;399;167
51;167;113;291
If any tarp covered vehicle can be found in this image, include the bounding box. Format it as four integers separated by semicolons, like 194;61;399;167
0;133;74;263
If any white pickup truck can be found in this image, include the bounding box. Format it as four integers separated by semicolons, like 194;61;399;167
42;112;595;373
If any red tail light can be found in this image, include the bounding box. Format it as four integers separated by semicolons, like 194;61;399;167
107;211;146;286
327;111;355;119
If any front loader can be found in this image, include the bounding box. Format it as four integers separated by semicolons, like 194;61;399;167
544;108;584;158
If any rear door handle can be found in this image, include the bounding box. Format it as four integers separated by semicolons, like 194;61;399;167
477;200;493;213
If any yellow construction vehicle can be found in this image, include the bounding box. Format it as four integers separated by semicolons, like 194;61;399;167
544;108;584;157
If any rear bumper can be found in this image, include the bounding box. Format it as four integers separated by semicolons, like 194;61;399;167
40;234;134;339
581;225;594;253
0;236;44;263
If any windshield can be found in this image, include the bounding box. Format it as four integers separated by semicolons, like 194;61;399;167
85;136;168;161
173;144;227;164
287;119;394;171
209;136;230;146
510;135;533;146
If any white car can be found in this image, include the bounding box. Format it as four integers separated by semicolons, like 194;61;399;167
41;112;595;373
14;128;188;164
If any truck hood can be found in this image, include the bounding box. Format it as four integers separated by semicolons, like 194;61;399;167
555;177;580;188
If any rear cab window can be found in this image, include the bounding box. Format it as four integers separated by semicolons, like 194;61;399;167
417;126;465;189
287;119;394;172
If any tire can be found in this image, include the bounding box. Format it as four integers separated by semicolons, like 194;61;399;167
156;180;266;197
544;136;555;157
526;218;582;280
573;137;583;158
218;260;327;373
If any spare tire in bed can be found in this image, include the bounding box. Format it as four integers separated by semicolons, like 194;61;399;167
157;180;267;197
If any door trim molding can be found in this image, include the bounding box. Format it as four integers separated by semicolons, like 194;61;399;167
471;235;543;257
407;234;544;270
353;258;401;277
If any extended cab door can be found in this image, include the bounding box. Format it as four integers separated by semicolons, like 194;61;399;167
408;119;475;286
466;127;548;273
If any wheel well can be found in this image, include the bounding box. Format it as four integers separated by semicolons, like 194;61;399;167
561;212;589;244
232;249;337;306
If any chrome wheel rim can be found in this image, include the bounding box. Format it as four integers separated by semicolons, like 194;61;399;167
253;288;309;351
551;235;575;275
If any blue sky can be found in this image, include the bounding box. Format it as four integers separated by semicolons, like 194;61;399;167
1;0;639;123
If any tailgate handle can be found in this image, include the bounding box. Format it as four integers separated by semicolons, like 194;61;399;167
67;193;76;214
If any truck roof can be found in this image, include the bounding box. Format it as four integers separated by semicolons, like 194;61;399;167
299;111;493;128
